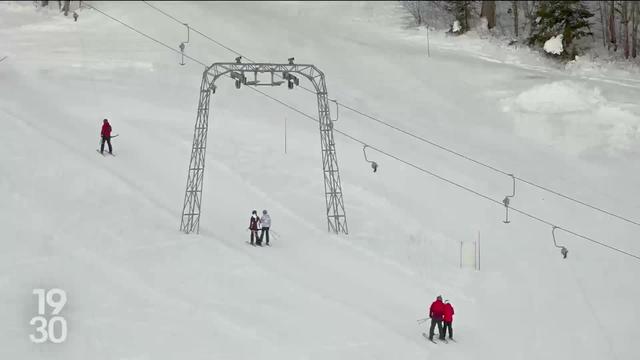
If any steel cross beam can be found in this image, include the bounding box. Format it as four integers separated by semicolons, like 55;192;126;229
180;61;348;235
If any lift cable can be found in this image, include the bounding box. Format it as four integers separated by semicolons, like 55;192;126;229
139;0;640;229
87;2;640;262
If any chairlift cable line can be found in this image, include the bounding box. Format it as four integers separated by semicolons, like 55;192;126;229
88;2;640;262
141;1;243;58
245;87;640;262
85;3;207;67
140;0;640;229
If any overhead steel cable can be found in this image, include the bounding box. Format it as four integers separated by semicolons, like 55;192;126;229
514;177;640;227
87;3;640;262
140;1;317;94
245;87;640;262
85;3;207;67
140;0;640;229
140;0;243;58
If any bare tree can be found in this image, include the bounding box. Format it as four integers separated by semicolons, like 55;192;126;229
403;1;424;25
512;1;519;37
521;1;538;37
480;0;496;29
608;0;617;51
633;1;639;58
62;0;70;16
598;1;607;47
463;1;471;31
622;0;630;58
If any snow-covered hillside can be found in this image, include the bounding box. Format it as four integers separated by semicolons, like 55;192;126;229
2;1;640;359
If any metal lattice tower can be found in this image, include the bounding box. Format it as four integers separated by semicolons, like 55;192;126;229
180;59;348;235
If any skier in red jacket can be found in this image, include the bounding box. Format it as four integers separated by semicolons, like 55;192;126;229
442;299;455;340
428;295;445;341
100;119;113;154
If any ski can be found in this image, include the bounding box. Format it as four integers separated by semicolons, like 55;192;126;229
422;333;437;344
96;150;115;156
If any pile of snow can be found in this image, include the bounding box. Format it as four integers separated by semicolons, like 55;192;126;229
543;34;564;55
452;20;461;33
502;80;640;155
512;80;602;114
565;49;640;80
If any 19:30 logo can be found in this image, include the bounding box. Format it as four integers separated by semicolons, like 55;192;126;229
29;288;68;344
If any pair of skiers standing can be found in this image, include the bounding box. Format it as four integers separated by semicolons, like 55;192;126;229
428;295;455;341
249;210;271;246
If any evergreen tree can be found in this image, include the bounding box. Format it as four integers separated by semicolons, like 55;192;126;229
445;1;473;33
528;1;594;59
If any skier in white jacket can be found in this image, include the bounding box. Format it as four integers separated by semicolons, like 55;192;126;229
260;210;272;246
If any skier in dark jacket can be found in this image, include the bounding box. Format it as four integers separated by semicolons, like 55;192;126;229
100;119;113;154
428;295;445;341
442;300;455;340
249;210;260;246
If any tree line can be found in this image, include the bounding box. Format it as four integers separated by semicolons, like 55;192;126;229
402;1;639;61
35;1;81;18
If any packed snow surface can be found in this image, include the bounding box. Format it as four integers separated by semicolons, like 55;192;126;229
2;1;640;360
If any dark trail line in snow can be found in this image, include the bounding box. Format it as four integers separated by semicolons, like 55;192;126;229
88;2;640;262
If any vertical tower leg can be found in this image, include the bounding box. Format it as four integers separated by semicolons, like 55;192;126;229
180;63;348;235
317;90;348;234
180;72;211;234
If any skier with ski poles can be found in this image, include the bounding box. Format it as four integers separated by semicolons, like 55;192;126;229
428;295;445;341
100;119;113;155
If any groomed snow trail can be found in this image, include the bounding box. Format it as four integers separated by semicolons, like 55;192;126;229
1;2;639;359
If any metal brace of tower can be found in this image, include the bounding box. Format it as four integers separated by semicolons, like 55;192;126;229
180;58;348;235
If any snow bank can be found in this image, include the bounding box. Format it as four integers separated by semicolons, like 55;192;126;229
513;80;602;114
503;81;640;155
543;34;564;55
565;50;640;81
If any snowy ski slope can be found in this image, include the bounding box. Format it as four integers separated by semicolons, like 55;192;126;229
1;1;640;359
